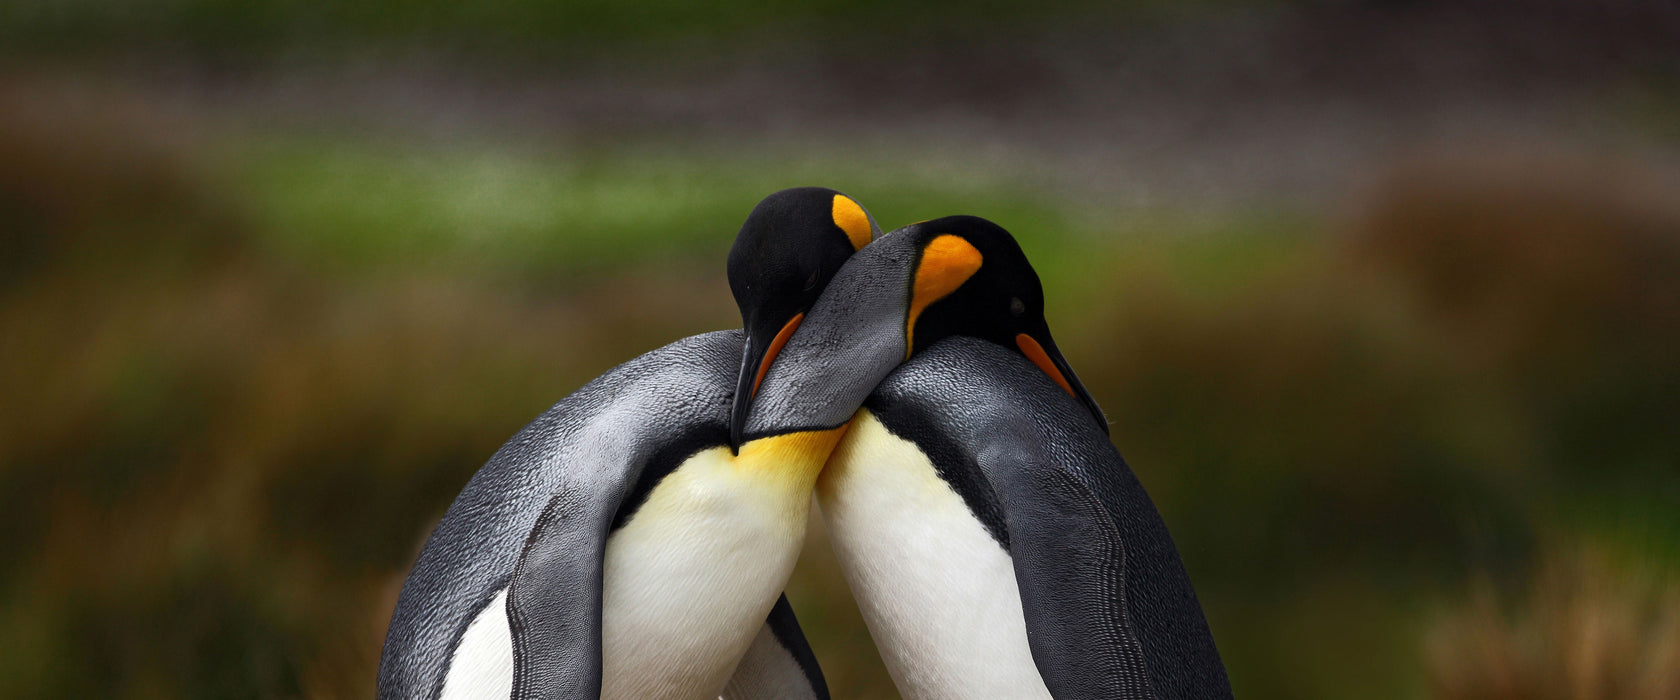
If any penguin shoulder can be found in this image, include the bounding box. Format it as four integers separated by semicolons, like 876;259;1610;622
379;329;745;698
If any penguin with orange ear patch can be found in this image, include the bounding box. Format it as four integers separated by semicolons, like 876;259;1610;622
377;187;882;700
814;216;1233;700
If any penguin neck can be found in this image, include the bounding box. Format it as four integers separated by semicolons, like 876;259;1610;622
740;245;915;440
731;425;851;494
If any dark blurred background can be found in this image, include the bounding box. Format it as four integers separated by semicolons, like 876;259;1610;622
4;0;1679;698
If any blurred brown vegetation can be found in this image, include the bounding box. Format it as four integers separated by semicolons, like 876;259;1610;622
1427;538;1680;700
3;69;1679;700
0;91;739;699
1068;156;1680;697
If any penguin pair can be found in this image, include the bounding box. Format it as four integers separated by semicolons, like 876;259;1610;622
376;186;979;699
378;188;1231;699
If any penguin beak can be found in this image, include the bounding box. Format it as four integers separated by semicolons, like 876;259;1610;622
731;312;806;451
1015;330;1108;433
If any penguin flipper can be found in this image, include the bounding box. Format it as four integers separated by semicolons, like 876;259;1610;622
983;449;1159;700
967;392;1232;699
720;594;830;700
505;484;617;699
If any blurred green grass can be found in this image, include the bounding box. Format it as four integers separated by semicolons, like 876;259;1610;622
230;135;1101;281
4;88;1679;700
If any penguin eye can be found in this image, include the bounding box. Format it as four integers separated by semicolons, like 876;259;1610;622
1010;297;1025;316
802;269;820;291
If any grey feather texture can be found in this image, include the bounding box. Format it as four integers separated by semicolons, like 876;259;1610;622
743;230;920;439
378;330;824;700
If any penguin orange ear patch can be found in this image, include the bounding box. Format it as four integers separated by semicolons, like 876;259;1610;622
831;195;873;251
905;235;984;356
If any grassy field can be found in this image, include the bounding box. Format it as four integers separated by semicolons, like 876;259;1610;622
229;135;1107;277
4;55;1679;700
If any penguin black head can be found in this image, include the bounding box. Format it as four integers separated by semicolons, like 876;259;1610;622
728;186;881;450
896;215;1107;432
739;213;1107;442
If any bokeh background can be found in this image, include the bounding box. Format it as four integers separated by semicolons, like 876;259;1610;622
4;1;1679;698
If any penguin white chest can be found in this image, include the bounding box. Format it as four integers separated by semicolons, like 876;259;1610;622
442;431;836;700
595;444;813;700
817;409;1052;700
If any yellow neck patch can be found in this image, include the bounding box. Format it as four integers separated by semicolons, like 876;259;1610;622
734;425;853;490
905;234;984;356
831;195;874;251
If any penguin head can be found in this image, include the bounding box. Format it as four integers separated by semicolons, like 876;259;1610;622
896;215;1108;432
735;214;1102;443
739;214;1107;443
727;187;881;449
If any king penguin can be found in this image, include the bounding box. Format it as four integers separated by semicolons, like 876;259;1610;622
816;216;1233;699
376;187;885;700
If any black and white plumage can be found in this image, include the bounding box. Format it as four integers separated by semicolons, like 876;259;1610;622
376;199;1233;700
823;338;1231;699
817;216;1232;700
381;330;833;700
377;187;885;700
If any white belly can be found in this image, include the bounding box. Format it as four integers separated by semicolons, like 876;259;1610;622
818;409;1052;700
442;438;825;700
597;445;810;700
